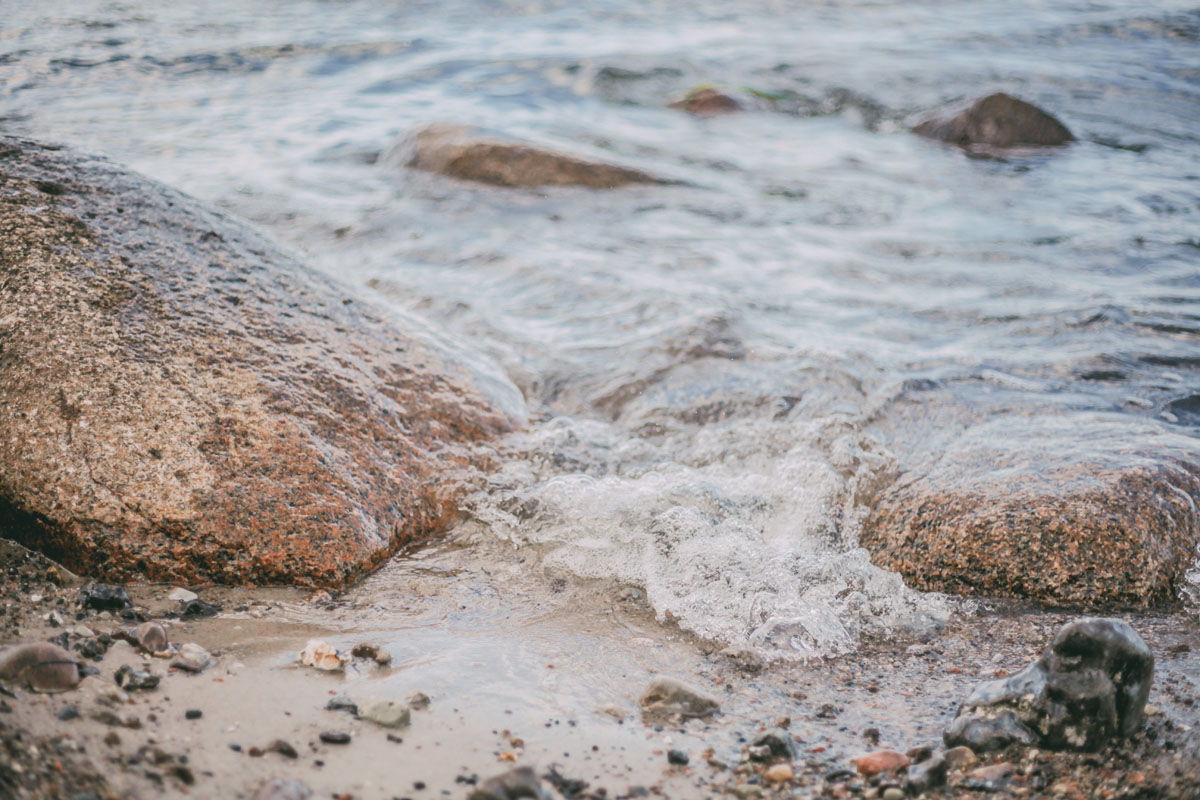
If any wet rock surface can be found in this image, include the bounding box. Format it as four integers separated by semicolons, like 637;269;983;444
0;135;519;588
667;87;744;116
861;415;1200;608
945;618;1155;753
639;675;720;719
386;124;666;189
913;92;1075;151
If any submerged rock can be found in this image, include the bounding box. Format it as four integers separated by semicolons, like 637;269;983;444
944;618;1154;752
0;135;519;587
468;766;552;800
0;642;81;693
913;92;1074;151
386;124;665;189
639;675;720;719
668;87;743;116
860;415;1200;608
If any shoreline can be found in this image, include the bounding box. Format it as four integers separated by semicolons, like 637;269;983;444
3;537;1198;800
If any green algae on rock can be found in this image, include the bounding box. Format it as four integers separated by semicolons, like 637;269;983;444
0;136;522;588
860;414;1200;609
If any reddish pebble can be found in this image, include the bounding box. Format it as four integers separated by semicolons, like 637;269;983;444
851;750;911;776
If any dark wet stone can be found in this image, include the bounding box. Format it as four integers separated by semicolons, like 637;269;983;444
318;730;351;745
386;124;665;190
639;676;720;719
913;92;1074;151
905;751;948;795
861;415;1200;608
0;135;520;588
667;749;689;765
180;599;222;618
252;778;312;800
325;696;358;714
114;664;159;691
945;618;1154;752
266;739;299;759
184;709;202;720
79;584;130;611
750;729;797;762
467;766;551;800
58;705;81;721
0;642;81;693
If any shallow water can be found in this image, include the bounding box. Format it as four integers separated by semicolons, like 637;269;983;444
3;0;1199;657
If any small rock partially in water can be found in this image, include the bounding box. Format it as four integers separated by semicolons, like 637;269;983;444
467;766;552;800
913;92;1074;151
851;750;910;776
299;639;347;671
387;124;665;190
0;642;81;693
252;778;312;800
173;643;214;673
639;676;720;719
944;618;1154;752
358;698;411;728
80;583;131;611
114;664;160;691
350;642;392;665
668;87;742;116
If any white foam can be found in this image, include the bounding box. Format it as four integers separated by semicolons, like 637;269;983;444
465;413;953;660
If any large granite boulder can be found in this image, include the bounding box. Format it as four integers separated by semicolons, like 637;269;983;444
914;92;1074;151
860;414;1200;608
0;136;523;587
944;618;1154;752
385;124;665;189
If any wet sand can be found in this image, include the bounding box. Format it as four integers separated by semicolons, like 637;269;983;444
2;537;1199;799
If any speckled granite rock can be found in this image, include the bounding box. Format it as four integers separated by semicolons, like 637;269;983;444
914;92;1074;151
385;124;665;189
0;136;522;587
860;415;1200;608
944;618;1154;752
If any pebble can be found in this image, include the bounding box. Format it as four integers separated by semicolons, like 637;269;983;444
968;762;1015;782
667;749;689;765
882;788;905;800
167;588;199;603
358;698;411;728
851;750;910;776
750;728;797;762
326;696;358;714
173;643;214;673
468;766;549;800
319;730;351;745
267;739;299;759
943;745;979;770
639;676;720;719
185;709;203;720
0;642;81;693
181;599;222;618
407;691;431;710
764;764;794;783
79;583;131;611
299;640;346;671
57;705;81;721
350;643;392;665
114;664;160;691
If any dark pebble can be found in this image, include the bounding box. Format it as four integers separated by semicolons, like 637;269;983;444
414;781;426;789
185;709;203;719
58;705;81;721
229;743;242;752
667;749;689;765
326;696;358;714
319;730;351;744
181;599;222;618
80;583;131;611
267;739;299;759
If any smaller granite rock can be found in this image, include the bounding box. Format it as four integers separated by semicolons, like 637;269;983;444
173;643;214;673
80;584;131;612
468;766;552;800
114;665;160;691
358;698;411;728
387;124;665;189
0;642;81;693
749;729;797;762
944;618;1154;752
253;778;312;800
851;750;910;777
639;676;720;719
913;92;1074;151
